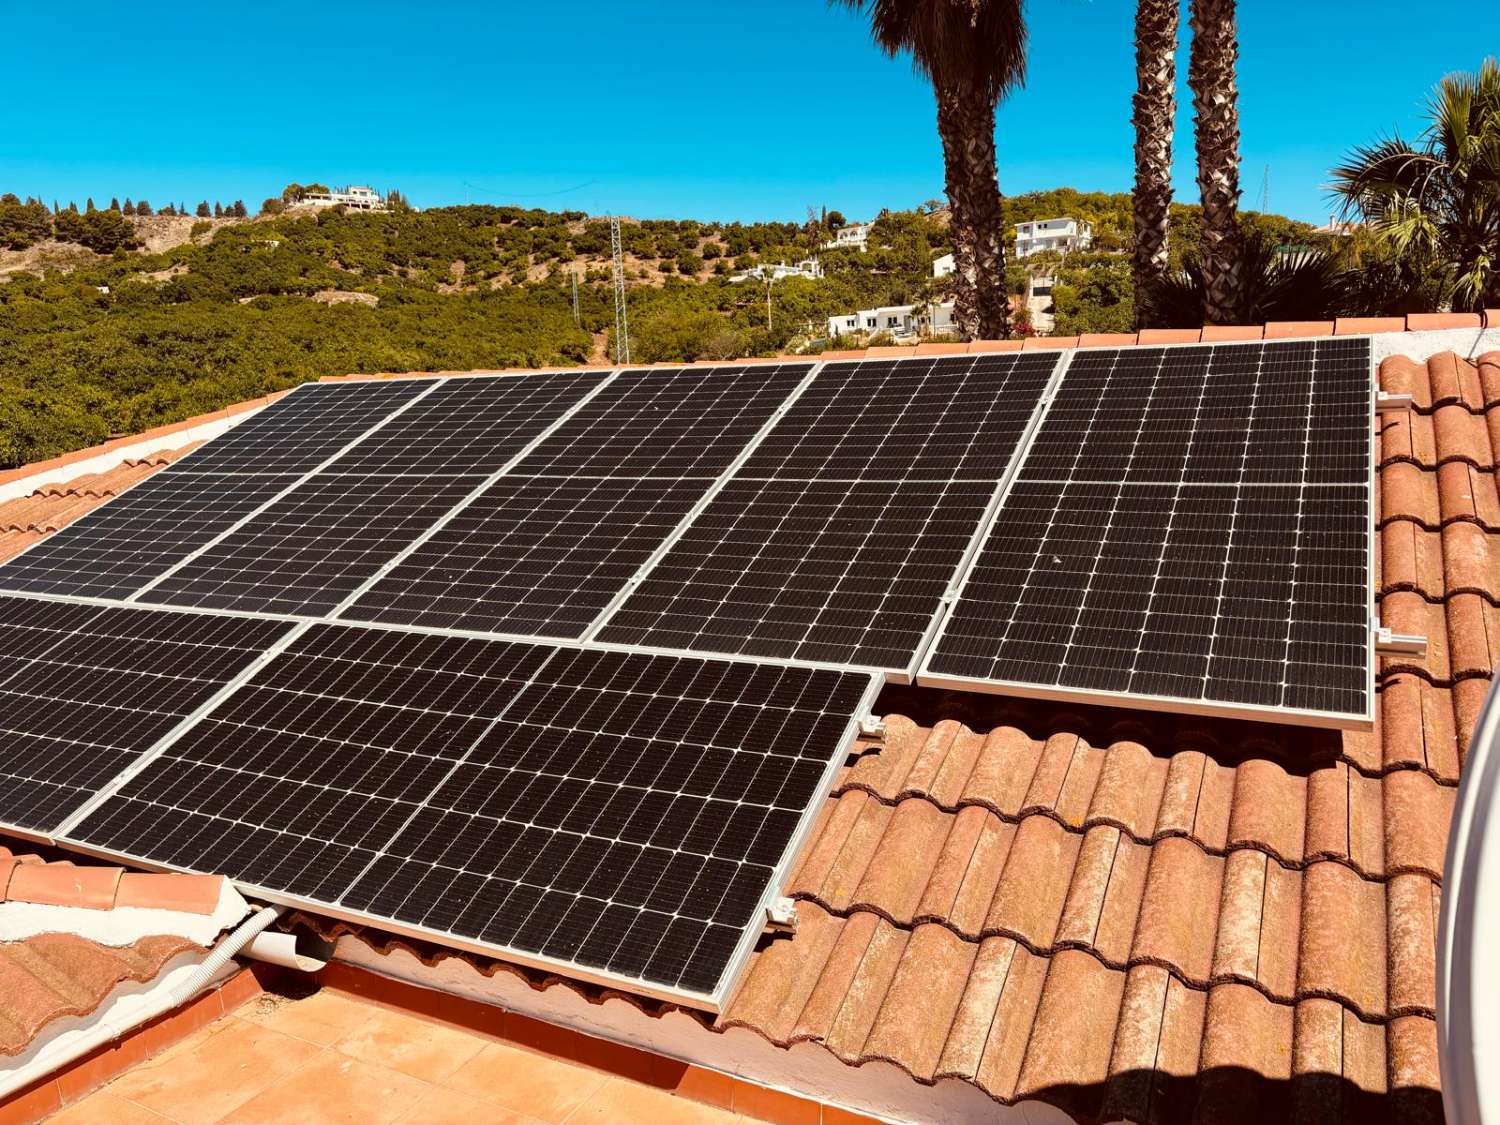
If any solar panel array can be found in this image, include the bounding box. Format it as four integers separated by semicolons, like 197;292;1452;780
595;353;1060;670
0;595;292;832
0;340;1377;1006
342;364;812;638
68;624;875;998
924;337;1373;722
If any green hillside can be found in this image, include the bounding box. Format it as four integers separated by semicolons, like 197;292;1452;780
0;189;1310;468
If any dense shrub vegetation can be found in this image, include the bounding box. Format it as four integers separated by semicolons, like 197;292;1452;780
0;188;1313;468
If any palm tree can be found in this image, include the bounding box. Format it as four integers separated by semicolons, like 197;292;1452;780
1131;0;1179;326
1331;58;1500;313
1188;0;1244;323
836;1;1026;339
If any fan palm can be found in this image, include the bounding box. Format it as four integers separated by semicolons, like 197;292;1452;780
1131;0;1179;326
1331;58;1500;312
1188;0;1245;323
836;0;1026;339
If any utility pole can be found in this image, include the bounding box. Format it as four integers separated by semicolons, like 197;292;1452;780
571;269;580;327
610;215;631;365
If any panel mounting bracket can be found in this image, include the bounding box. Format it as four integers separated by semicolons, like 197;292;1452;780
858;715;886;740
1375;625;1428;656
1376;391;1415;413
766;897;798;932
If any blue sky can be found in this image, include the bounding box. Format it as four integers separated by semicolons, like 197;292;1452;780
0;1;1483;224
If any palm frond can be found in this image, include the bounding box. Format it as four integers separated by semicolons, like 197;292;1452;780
832;0;1026;103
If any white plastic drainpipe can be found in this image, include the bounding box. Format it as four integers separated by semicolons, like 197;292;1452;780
0;905;284;1100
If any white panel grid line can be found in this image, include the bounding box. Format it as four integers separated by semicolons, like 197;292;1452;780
579;362;828;643
905;348;1076;681
57;637;880;1009
590;352;1063;673
50;618;315;839
0;412;270;579
326;369;625;622
918;337;1376;728
125;379;449;603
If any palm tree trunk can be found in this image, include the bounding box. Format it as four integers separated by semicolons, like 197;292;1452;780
936;80;1011;340
1189;0;1244;324
1132;0;1178;327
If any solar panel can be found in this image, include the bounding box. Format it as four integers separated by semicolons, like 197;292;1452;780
145;473;483;616
67;626;878;1006
923;337;1374;725
598;477;995;668
172;380;427;476
740;352;1061;480
514;363;811;478
0;595;292;832
595;353;1061;672
325;371;610;477
344;476;708;636
0;472;300;600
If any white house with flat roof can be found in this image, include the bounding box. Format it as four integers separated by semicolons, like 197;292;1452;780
730;258;823;284
1014;217;1092;259
827;300;955;341
933;252;955;278
823;222;872;252
298;186;386;211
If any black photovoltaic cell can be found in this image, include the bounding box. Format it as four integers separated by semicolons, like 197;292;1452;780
172;380;426;476
345;475;709;637
327;372;608;477
597;477;994;668
1019;338;1371;485
597;352;1059;669
514;364;810;478
740;352;1059;480
148;473;483;616
0;471;299;600
71;627;873;999
0;595;291;832
929;337;1373;720
927;482;1368;713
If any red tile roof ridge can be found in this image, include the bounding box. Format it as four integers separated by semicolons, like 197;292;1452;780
780;890;1436;1023
0;849;225;916
0;933;204;1057
818;782;1449;883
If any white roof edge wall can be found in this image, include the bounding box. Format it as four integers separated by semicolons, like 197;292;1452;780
1438;672;1500;1125
0;408;264;506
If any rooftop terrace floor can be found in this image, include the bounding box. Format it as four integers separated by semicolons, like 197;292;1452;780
45;985;743;1125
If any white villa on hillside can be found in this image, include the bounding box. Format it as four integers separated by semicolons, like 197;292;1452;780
297;186;386;211
1015;217;1092;259
827;300;955;341
933;252;955;278
823;222;872;252
730;258;823;284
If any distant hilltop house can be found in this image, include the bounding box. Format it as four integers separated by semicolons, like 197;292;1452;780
822;222;873;252
296;185;386;211
1014;216;1093;259
730;258;823;284
827;300;955;342
933;252;954;278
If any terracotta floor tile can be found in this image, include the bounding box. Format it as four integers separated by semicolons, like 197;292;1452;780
391;1085;547;1125
565;1078;743;1124
104;1017;313;1125
217;1051;428;1125
329;1000;488;1083
444;1042;608;1123
237;989;374;1047
46;1093;174;1125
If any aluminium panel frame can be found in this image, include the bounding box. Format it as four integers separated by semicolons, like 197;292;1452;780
41;636;884;1013
585;351;1067;684
913;334;1380;732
